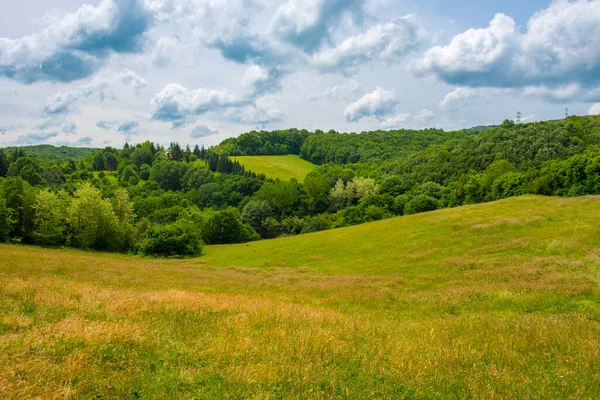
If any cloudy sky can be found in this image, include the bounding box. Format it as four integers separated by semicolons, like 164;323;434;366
1;0;600;148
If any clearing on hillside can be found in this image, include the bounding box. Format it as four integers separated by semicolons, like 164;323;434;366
2;196;600;398
230;154;316;181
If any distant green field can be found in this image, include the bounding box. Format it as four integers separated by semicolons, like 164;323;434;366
230;154;316;181
2;196;600;398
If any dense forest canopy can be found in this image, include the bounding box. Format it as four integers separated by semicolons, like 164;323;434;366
4;144;97;163
1;115;600;257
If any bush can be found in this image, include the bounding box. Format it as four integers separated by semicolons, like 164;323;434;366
404;194;438;215
141;222;203;257
364;205;386;221
393;194;412;216
301;213;333;233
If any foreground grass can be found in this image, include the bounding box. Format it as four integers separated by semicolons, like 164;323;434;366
2;196;600;398
230;155;317;181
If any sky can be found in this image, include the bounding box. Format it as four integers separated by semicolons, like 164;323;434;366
1;0;600;149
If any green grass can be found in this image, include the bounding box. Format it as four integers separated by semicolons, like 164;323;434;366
2;196;600;398
230;155;317;181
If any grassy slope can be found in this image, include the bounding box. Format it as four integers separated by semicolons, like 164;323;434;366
2;196;600;398
230;154;316;181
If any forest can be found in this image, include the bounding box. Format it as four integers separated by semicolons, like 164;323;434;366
1;115;600;257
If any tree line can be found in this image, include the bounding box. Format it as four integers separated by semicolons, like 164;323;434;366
1;115;600;257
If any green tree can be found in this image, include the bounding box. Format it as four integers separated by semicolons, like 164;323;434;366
92;152;105;171
405;194;438;215
141;222;203;257
32;189;67;245
254;180;301;215
242;200;276;238
0;149;9;177
303;172;330;213
111;188;135;224
131;147;153;169
0;197;16;242
66;183;122;250
205;208;259;244
380;176;409;197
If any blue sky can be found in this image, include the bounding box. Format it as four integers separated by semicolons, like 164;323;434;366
1;0;599;148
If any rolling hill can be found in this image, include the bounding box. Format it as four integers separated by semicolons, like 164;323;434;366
1;196;600;398
230;154;317;181
4;144;97;163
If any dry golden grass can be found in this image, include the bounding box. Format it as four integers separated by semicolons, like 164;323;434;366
1;196;600;398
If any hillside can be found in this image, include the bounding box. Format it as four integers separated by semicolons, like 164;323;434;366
230;154;317;181
4;144;97;163
2;196;600;398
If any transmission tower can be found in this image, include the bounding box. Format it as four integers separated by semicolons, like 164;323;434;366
516;111;522;124
565;108;569;118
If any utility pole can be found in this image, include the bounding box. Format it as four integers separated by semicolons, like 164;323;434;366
516;111;522;124
565;108;569;118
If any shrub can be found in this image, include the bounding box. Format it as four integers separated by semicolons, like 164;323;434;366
141;222;203;257
404;194;438;215
364;205;386;221
393;194;412;216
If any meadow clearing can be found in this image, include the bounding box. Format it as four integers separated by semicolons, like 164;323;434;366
229;155;317;181
1;195;600;398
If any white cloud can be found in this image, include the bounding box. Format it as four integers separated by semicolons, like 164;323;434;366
343;86;396;122
150;83;246;124
235;95;285;126
241;65;283;96
191;124;219;138
44;70;147;115
311;17;423;74
0;0;152;83
269;0;364;52
152;37;176;68
381;109;435;128
308;79;362;101
413;0;600;101
61;122;77;134
589;103;600;115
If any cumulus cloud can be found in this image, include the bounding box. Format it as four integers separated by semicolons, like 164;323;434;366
120;70;148;93
238;95;285;125
413;0;600;103
75;136;94;146
44;70;147;115
150;83;246;125
145;0;416;76
439;87;511;111
61;122;77;134
589;103;600;115
381;109;435;128
0;0;152;83
16;132;58;144
191;124;218;138
440;84;600;112
343;86;396;122
0;125;22;135
241;65;283;96
96;120;112;130
36;118;65;130
308;79;362;101
117;120;139;133
152;37;176;68
269;0;364;53
311;17;423;74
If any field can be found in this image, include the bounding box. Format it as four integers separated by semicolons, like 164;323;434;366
2;196;600;398
230;155;317;181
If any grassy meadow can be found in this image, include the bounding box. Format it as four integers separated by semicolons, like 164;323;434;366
2;195;600;398
230;155;316;181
